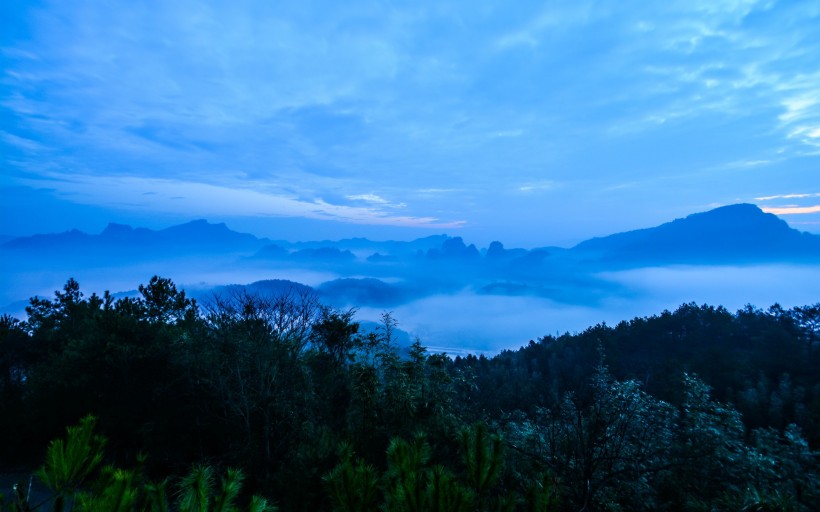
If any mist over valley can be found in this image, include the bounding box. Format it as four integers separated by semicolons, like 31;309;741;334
4;203;818;353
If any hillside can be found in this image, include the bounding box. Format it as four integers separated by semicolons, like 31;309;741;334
571;203;820;265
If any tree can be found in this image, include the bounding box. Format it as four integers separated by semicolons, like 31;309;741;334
668;372;746;505
138;276;198;324
0;315;31;462
323;442;380;512
196;288;320;477
36;415;106;512
16;278;205;466
790;303;820;355
311;306;360;367
507;365;677;510
460;422;503;500
2;416;276;512
326;434;474;512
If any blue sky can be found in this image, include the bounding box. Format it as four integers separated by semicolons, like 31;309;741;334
2;0;820;247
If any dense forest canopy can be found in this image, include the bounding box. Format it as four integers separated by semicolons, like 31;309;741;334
1;276;818;511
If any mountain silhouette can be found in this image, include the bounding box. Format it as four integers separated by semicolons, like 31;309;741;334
2;204;818;270
191;279;315;306
2;219;270;259
318;278;418;307
571;203;820;265
289;247;356;263
2;204;820;321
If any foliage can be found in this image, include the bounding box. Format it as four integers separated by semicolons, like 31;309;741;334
0;416;275;512
322;443;380;512
2;278;819;511
460;422;503;498
36;416;106;511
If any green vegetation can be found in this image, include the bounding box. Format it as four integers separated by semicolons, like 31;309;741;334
1;415;275;511
1;277;818;510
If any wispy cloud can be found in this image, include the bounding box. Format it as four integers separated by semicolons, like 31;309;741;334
723;159;775;169
517;180;558;193
493;0;595;50
761;205;820;215
345;193;407;209
3;0;820;242
1;131;44;152
756;193;820;201
779;95;819;123
24;173;465;228
345;194;389;204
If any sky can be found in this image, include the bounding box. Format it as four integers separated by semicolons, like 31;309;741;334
2;0;820;248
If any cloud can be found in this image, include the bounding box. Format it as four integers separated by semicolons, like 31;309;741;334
611;1;820;157
518;180;558;193
353;264;820;353
3;0;820;245
1;131;45;153
756;193;820;201
761;205;820;215
24;173;465;228
493;1;595;50
779;95;818;123
345;194;388;204
344;193;408;211
730;160;773;168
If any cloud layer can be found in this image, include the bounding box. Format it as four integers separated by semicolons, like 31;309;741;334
3;0;820;243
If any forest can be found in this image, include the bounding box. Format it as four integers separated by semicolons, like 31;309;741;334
0;276;818;511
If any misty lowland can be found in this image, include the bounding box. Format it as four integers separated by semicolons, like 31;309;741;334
1;204;819;511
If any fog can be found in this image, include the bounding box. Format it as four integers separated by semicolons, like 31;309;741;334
3;253;817;356
0;257;339;319
354;265;820;354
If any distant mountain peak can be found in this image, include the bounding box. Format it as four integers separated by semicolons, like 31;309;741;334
172;219;222;228
187;219;218;226
572;203;819;264
2;218;270;257
101;222;134;235
160;219;239;236
710;202;760;213
678;203;780;224
653;203;799;241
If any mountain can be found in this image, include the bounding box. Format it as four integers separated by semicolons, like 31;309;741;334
318;278;419;307
570;203;820;265
3;203;818;288
156;220;266;251
1;229;94;252
3;205;820;350
289;247;356;263
425;236;481;261
1;220;271;260
190;279;315;306
3;205;818;270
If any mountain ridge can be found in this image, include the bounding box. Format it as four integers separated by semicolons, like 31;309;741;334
3;203;819;265
1;219;271;256
570;203;820;265
2;204;819;349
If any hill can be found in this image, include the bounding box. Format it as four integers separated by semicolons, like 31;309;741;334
1;219;270;259
571;203;820;265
